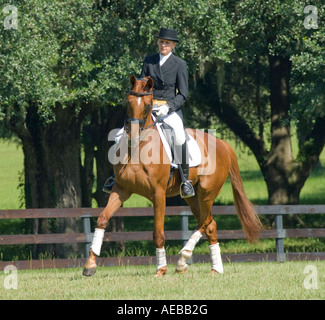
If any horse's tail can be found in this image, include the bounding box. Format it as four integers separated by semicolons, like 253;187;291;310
227;144;262;243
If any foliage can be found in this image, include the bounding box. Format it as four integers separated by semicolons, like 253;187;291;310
0;0;142;125
290;27;325;140
139;0;235;76
1;1;91;121
222;0;324;130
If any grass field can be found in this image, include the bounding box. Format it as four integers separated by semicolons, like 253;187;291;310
0;140;24;210
0;261;324;300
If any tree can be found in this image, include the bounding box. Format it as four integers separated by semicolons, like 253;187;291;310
162;0;324;205
0;0;141;256
1;0;95;256
219;0;325;204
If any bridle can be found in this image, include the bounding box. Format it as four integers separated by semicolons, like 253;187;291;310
124;78;154;134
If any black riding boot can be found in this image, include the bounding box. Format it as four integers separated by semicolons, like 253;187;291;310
103;174;115;194
177;142;195;198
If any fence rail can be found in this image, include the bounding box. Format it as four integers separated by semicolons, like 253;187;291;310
0;205;324;269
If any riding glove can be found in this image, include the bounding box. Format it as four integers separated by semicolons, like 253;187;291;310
155;104;169;116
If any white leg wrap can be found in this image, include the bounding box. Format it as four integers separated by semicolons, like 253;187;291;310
156;247;167;271
176;230;202;273
179;230;202;253
90;228;105;256
209;243;223;274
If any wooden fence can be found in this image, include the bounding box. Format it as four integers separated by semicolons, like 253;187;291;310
0;205;324;270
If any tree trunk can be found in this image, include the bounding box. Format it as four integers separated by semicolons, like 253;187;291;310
42;104;83;257
264;55;298;204
14;103;84;258
19;103;55;257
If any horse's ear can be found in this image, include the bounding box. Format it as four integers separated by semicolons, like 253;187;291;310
146;76;154;90
130;74;137;87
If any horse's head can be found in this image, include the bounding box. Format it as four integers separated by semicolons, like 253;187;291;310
125;75;154;147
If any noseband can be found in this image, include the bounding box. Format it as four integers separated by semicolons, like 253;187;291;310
124;79;153;133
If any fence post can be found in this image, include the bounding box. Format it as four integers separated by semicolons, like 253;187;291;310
82;214;92;258
180;210;193;264
275;214;286;262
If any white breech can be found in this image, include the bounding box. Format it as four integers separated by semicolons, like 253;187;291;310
209;243;224;274
160;112;186;146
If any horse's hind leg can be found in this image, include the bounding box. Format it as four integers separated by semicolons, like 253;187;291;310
205;218;223;274
177;192;224;274
197;195;223;274
82;184;131;277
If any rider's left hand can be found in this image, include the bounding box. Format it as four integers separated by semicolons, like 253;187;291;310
156;104;169;116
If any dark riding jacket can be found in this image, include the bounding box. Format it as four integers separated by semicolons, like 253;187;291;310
140;53;188;113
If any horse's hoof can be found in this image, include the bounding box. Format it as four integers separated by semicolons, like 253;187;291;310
154;266;167;277
175;268;188;274
82;267;97;277
210;269;222;275
175;264;189;274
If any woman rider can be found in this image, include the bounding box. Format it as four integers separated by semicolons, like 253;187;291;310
103;27;194;198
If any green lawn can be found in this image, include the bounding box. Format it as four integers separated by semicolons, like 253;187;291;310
0;261;324;300
0;140;24;210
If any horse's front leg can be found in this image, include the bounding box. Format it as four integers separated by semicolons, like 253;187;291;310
82;184;131;277
152;189;167;277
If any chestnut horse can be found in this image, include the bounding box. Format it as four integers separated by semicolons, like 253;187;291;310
83;75;262;277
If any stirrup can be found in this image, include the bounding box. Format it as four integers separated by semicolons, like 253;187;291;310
102;176;115;194
180;181;195;198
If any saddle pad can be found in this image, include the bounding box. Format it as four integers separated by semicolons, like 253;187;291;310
153;115;201;168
